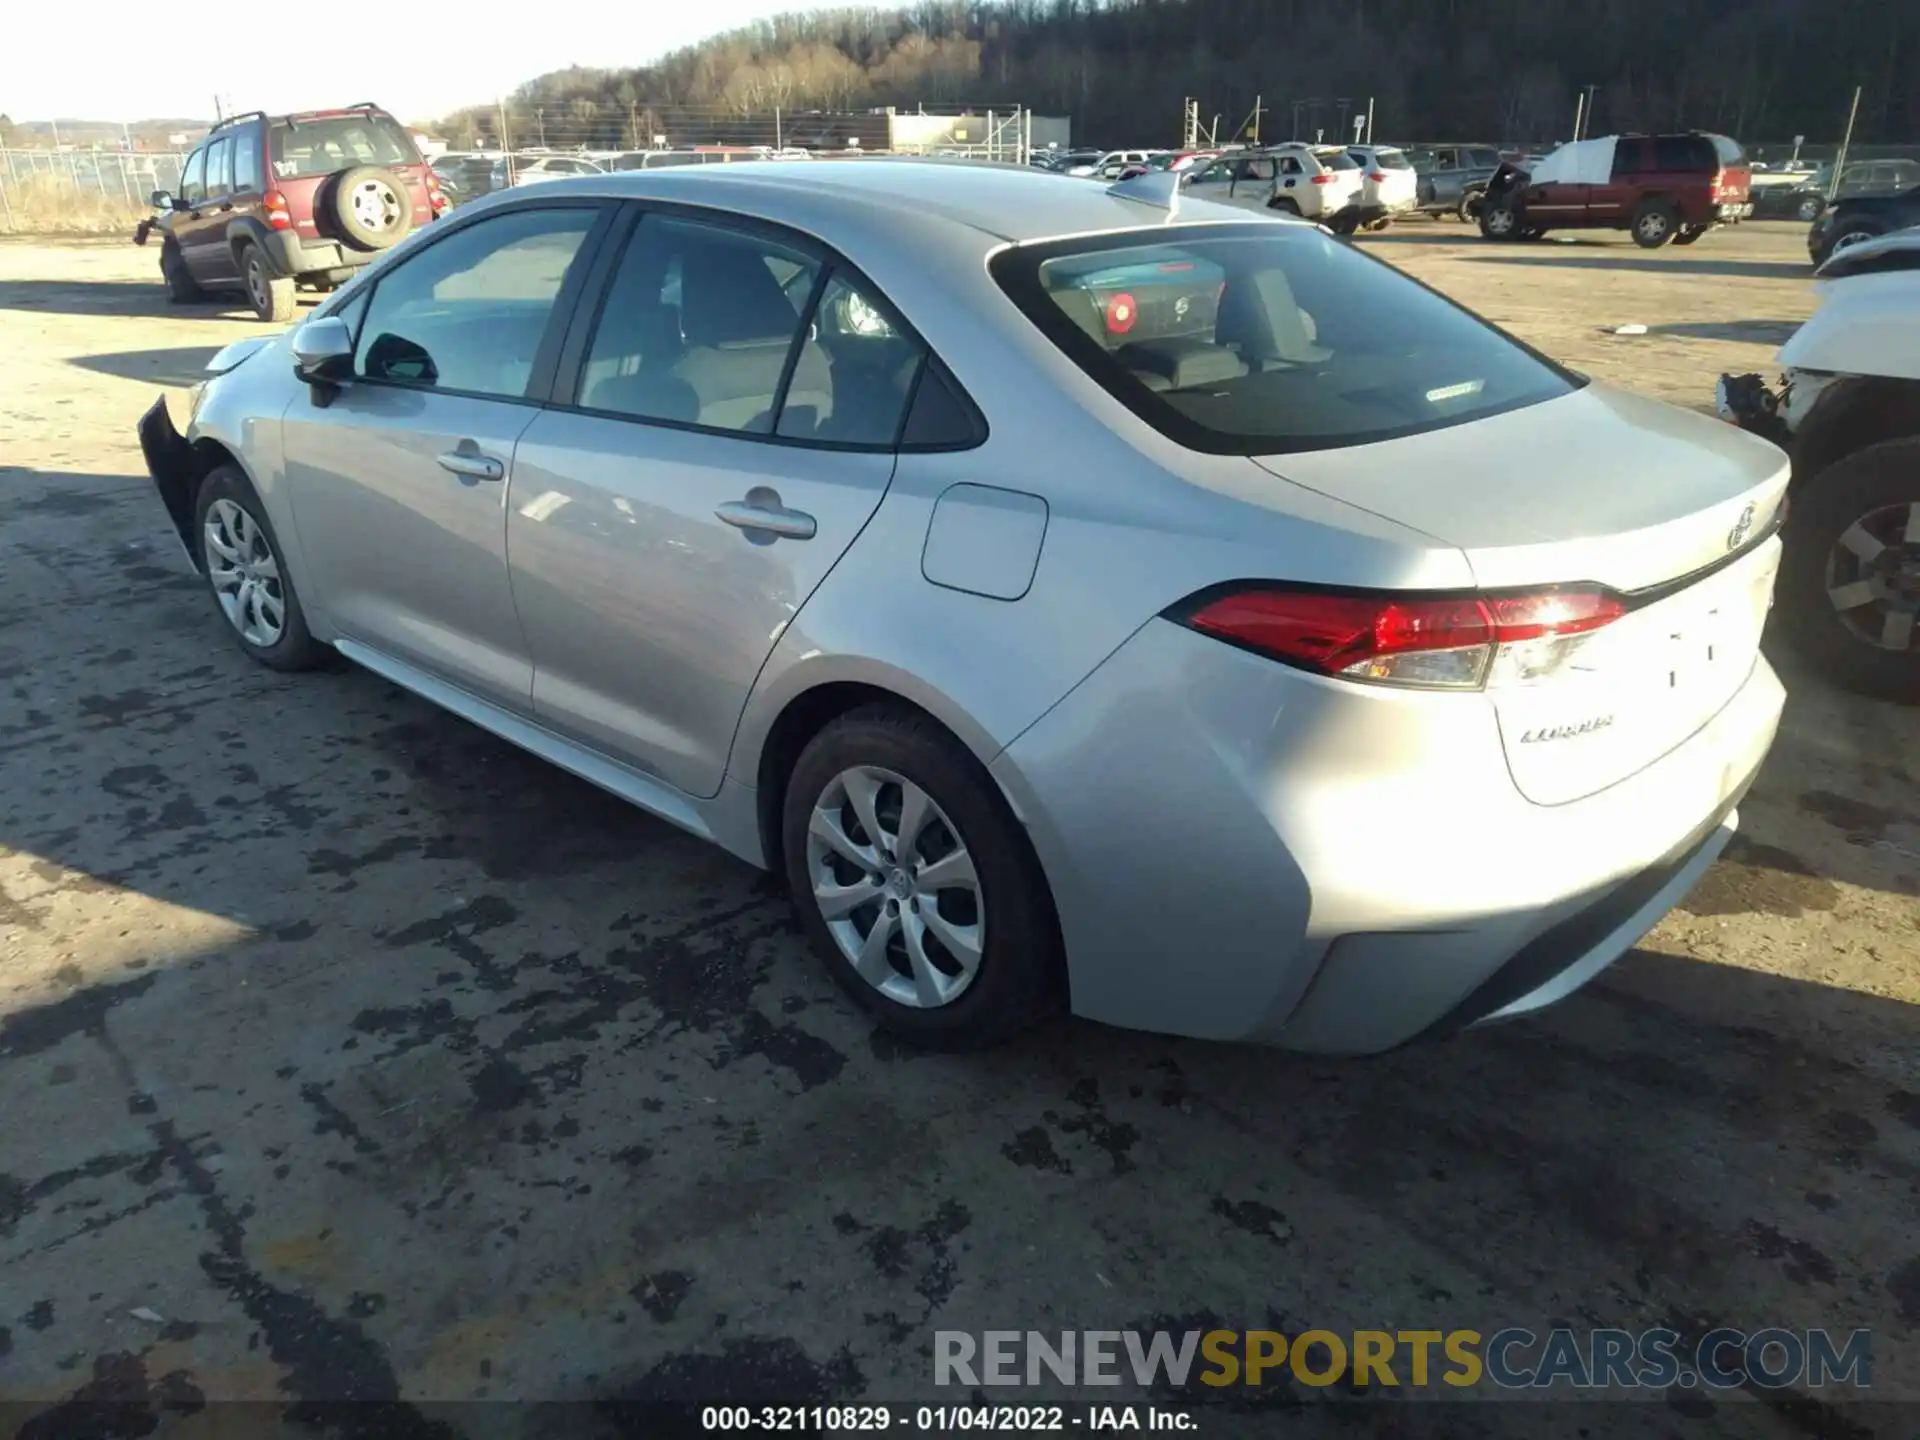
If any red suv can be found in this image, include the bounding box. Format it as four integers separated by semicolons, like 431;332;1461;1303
1477;132;1753;248
143;105;447;320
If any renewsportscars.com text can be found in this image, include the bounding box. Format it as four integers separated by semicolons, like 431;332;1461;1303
935;1327;1872;1391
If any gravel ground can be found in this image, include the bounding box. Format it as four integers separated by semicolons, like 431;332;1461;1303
0;221;1915;1438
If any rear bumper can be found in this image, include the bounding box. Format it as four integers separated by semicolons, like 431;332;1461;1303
137;395;201;571
993;618;1785;1054
262;231;367;281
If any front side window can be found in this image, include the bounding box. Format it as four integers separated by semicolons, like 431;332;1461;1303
272;115;416;180
179;147;206;205
994;224;1576;456
353;207;598;398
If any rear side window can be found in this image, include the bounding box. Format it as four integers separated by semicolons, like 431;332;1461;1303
1652;135;1713;172
994;224;1576;456
354;207;597;398
272;115;417;180
231;128;262;194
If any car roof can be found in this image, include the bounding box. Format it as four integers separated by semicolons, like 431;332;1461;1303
512;159;1278;245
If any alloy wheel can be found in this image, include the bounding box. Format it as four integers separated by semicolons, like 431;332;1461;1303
806;765;984;1009
204;498;287;647
1637;212;1670;243
1830;228;1877;255
1484;206;1514;236
1825;501;1920;652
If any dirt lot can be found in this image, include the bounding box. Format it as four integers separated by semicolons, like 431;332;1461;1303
1;222;1916;1437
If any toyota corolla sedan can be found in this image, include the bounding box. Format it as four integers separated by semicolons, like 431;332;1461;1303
138;161;1787;1054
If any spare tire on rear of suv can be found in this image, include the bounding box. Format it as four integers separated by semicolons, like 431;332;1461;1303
325;166;414;252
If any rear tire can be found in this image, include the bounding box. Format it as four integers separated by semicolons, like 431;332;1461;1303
1777;439;1920;703
161;242;201;303
781;704;1061;1049
240;244;296;323
1631;199;1678;248
193;465;329;673
1814;221;1887;268
1457;189;1483;222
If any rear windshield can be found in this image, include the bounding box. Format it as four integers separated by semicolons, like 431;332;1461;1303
1311;149;1359;170
1374;149;1412;169
271;115;417;179
992;224;1576;456
1709;135;1747;166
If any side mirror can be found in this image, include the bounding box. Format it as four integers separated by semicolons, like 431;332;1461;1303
150;189;173;210
292;315;354;385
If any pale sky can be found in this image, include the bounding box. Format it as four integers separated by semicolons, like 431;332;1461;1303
0;1;854;125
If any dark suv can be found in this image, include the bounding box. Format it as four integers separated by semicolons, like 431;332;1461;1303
1478;132;1753;247
143;105;445;321
1408;144;1506;220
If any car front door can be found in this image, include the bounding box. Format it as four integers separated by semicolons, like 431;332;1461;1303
505;209;921;797
280;201;611;707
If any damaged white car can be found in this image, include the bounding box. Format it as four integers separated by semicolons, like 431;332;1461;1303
1718;228;1920;702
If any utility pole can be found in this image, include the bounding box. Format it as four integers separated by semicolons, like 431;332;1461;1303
535;108;546;147
1571;91;1585;144
497;99;515;185
1364;96;1375;145
1830;85;1862;200
1251;96;1262;145
775;106;782;150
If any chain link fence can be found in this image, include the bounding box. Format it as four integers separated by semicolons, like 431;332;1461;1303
0;149;191;234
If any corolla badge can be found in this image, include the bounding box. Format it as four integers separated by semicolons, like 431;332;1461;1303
1727;502;1757;551
1519;715;1615;744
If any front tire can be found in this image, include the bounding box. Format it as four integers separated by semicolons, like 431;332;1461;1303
1456;189;1483;223
240;244;296;323
193;466;328;672
1777;438;1920;703
1631;199;1678;248
161;242;201;303
781;705;1060;1049
1478;197;1520;240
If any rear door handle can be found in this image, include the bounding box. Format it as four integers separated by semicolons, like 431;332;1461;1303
716;499;816;540
437;451;504;482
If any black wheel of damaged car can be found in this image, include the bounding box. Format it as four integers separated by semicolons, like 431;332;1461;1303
1477;197;1520;240
161;241;202;303
1778;437;1920;703
1814;222;1887;269
1673;223;1711;247
325;165;415;252
1631;199;1678;248
1457;189;1483;223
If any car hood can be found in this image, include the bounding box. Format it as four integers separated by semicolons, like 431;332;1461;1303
1250;383;1790;592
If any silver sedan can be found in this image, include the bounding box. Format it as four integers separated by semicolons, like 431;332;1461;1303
138;161;1788;1053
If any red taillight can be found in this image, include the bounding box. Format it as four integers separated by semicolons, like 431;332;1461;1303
1104;292;1138;334
264;190;292;231
1178;587;1626;690
1311;173;1335;184
1368;170;1387;183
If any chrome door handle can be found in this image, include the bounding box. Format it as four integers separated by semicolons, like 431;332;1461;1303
437;451;504;482
715;499;816;540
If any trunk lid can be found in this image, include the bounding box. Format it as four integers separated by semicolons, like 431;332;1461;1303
1252;384;1788;803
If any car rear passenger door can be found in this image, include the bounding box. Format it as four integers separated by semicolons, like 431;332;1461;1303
506;208;922;798
280;201;612;708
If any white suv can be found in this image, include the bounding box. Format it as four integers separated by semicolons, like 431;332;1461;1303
1181;145;1365;230
1345;145;1420;228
